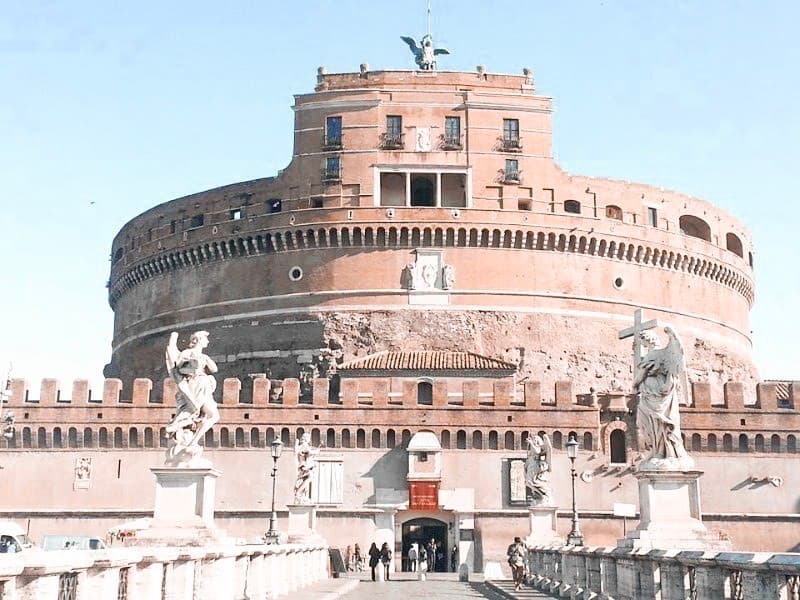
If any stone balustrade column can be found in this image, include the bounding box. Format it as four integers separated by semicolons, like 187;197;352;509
692;564;727;600
246;553;265;599
132;562;167;599
742;569;782;598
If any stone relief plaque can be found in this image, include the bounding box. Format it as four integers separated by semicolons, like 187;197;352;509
415;127;432;152
509;458;526;504
73;457;92;490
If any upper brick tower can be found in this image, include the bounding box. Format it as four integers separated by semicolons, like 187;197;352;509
106;66;756;394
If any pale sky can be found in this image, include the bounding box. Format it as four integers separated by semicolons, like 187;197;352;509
1;1;798;393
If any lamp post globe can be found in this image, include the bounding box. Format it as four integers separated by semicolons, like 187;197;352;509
265;439;284;544
566;434;584;546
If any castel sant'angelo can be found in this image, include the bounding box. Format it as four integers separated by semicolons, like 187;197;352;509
2;37;798;570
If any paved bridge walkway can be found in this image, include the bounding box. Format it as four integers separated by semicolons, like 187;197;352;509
291;573;558;600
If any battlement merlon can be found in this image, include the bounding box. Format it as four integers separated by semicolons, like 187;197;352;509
5;377;798;412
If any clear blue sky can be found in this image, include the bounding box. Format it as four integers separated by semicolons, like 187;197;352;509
1;1;798;393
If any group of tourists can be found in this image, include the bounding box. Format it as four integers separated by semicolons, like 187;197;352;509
367;542;393;581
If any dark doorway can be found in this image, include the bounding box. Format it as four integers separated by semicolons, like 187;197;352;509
610;429;626;464
411;175;435;206
401;517;448;572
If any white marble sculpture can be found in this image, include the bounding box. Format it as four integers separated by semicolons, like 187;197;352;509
442;264;455;289
525;433;553;506
293;432;320;504
634;327;694;471
164;331;220;468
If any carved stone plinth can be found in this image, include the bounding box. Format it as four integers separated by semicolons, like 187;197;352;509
619;470;730;551
126;466;227;546
525;506;562;547
287;504;323;543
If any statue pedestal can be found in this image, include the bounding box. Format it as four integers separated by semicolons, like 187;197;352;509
524;505;562;547
287;504;323;544
618;470;730;551
127;466;227;546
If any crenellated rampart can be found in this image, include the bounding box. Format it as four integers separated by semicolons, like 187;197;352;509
2;377;797;456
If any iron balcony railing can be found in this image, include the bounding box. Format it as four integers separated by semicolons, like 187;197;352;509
380;132;405;150
441;134;463;150
500;137;523;152
502;169;521;184
322;133;343;150
321;167;341;182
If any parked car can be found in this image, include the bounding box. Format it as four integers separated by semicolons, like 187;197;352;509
42;535;106;551
0;520;34;553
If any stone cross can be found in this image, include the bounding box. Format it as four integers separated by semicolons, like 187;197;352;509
618;308;658;370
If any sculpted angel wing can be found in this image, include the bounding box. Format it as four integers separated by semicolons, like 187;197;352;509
401;36;422;59
541;433;553;468
165;332;181;384
434;47;450;56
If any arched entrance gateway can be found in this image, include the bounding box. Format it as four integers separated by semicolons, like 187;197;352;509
401;517;448;572
396;430;473;573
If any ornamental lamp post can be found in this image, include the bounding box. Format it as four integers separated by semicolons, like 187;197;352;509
565;433;584;546
265;439;284;544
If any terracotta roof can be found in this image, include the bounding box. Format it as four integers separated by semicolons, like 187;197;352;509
338;351;517;372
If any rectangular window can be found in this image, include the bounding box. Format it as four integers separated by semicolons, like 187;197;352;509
230;208;242;220
170;220;177;234
268;198;282;213
445;116;461;143
323;156;340;181
311;197;324;208
189;214;204;228
387;115;402;137
505;159;519;182
503;118;519;141
648;207;658;227
325;116;342;147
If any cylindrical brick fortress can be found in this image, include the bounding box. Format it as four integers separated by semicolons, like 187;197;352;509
106;69;756;393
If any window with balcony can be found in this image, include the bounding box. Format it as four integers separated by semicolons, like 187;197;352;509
443;116;462;149
503;159;520;183
322;156;341;182
324;116;342;149
502;118;521;151
382;115;404;149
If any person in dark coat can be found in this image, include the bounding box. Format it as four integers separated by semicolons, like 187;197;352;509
380;542;392;580
368;542;380;581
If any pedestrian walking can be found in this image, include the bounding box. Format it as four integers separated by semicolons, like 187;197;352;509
408;543;418;573
507;536;527;591
450;545;458;571
380;541;392;580
354;543;363;572
368;542;380;581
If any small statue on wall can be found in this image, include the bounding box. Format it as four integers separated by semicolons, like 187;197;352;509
525;433;553;506
441;263;455;289
293;432;320;504
402;263;417;290
164;331;220;467
633;327;694;471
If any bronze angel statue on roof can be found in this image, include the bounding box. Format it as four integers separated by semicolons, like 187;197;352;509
401;34;450;70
